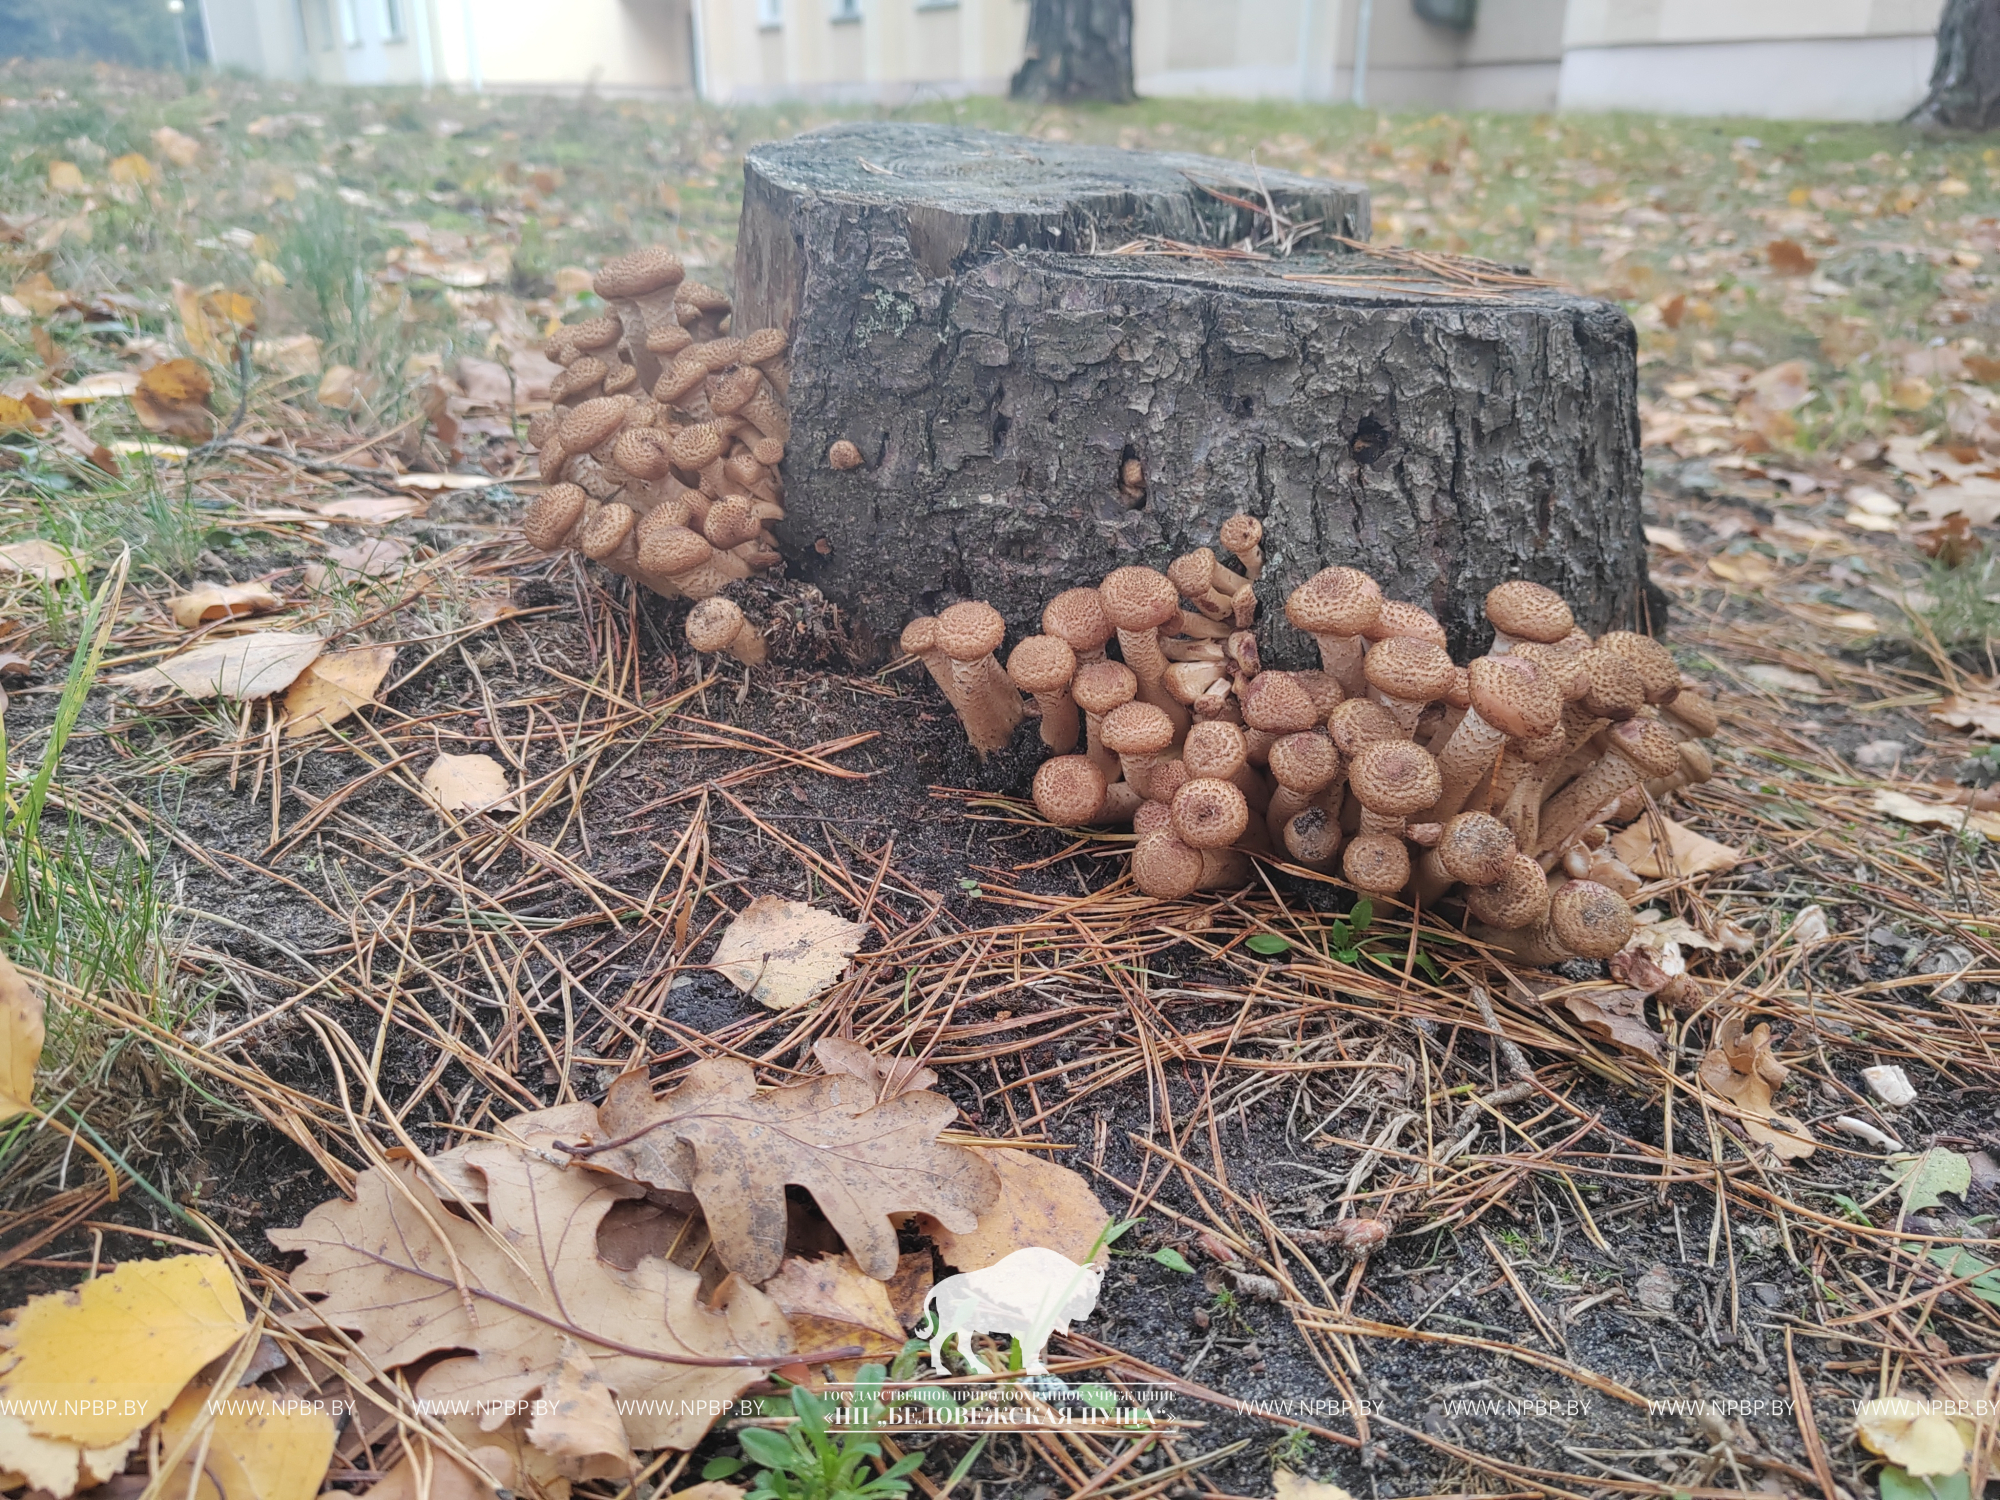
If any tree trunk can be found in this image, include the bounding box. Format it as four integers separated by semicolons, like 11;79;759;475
1010;0;1134;104
736;123;1652;664
1910;0;2000;130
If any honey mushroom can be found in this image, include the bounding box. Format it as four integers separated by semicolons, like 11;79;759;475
934;601;1024;757
1007;635;1081;754
684;596;766;667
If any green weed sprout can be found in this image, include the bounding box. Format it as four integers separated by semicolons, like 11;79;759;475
738;1364;924;1500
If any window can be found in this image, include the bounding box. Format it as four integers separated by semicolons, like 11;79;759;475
338;0;360;44
755;0;781;25
381;0;403;38
829;0;859;21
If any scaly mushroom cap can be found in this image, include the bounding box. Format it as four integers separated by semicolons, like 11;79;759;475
613;426;675;481
560;397;630;453
685;595;747;654
708;365;763;415
568;315;624;351
1436;812;1517;886
1327;699;1405;755
596;247;685;298
671;424;724;472
1042;588;1115;657
935;601;1007;663
1363;600;1449;648
1219;513;1263;555
1549;879;1635;959
1348;739;1442;817
1464;854;1552;928
1166;549;1228;603
1677;740;1714;783
1133;832;1204;899
1511;641;1588;702
1032;756;1107;825
1286;567;1382;637
1607;717;1684;780
1486;580;1575;644
1182;721;1249;780
828;440;863;470
1267;731;1341;792
1101;701;1176;757
550;356;607;404
1597;631;1681;703
751;436;786;468
1466;656;1562;740
1171;778;1249;849
1443;666;1471;710
1241;672;1318;734
654;359;707;403
602;363;638;397
678;281;732;314
1072;660;1139;717
526;409;556;449
1146;760;1190;804
639;524;713;578
1667;689;1719;738
1572;647;1646;721
1342;834;1410;894
703;496;761;550
690;336;745;372
740;327;789;364
900;618;939;657
1098;567;1181;632
522;483;588;552
1132;800;1175;838
1293;670;1345;719
646;323;695;359
1364;637;1455;704
577;502;636;560
1007;634;1078;695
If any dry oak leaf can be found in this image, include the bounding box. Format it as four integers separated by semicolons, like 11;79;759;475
169;580;281;630
0;1253;247;1447
282;644;395;739
711;895;866;1012
591;1059;1001;1283
1873;788;2000;841
1934;689;2000;740
760;1254;907;1363
0;540;83;583
357;1442;517;1500
1560;988;1665;1063
1857;1395;1967;1478
159;1384;338;1500
422;753;516;815
0;953;43;1122
525;1342;637;1474
912;1147;1110;1273
0;1414;138;1499
131;357;215;442
1698;1017;1815;1159
110;630;324;701
1609;816;1741;879
812;1036;937;1098
269;1147;790;1452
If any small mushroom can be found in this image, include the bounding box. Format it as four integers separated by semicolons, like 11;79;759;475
1099;566;1188;728
1072;660;1139;784
935;600;1025;757
1218;513;1264;581
1410;810;1517;906
1342;833;1411;895
685;596;766;666
1285;566;1381;699
1042;587;1115;665
900;617;958;701
828;439;864;470
1007;634;1081;754
1463;852;1552;930
1484;580;1575;655
1239;671;1319;767
1428;656;1562;822
1363;637;1455;735
1281;804;1343;870
1100;701;1177;800
523;482;590;553
1133;829;1206;899
1266;731;1343;845
1596;630;1681;705
1170;778;1250;850
1167;549;1251;624
1362;600;1449;652
1182;719;1270;818
1474;878;1634;967
1032;755;1108;826
1347;738;1441;843
1536;716;1682;857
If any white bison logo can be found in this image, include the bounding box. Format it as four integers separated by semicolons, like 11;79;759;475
923;1246;1104;1375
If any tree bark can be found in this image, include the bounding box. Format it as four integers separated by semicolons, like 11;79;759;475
1010;0;1135;104
1910;0;2000;130
736;123;1651;664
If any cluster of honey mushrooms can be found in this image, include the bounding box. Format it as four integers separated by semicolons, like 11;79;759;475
907;539;1721;969
519;244;787;666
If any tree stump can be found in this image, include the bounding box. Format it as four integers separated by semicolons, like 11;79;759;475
736;123;1650;663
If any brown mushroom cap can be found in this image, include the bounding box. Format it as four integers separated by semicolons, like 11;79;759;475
1464;853;1552;928
671;423;724;471
647;323;695;358
1171;778;1249;849
1147;760;1190;805
1363;600;1449;648
1007;634;1078;695
828;440;863;470
1327;699;1405;755
1548;879;1634;959
678;281;732;314
1133;831;1204;899
560;397;630;453
690;336;745;372
568;315;624;351
1572;648;1646;720
1348;739;1443;817
739;327;788;364
654;359;708;404
751;437;786;468
1101;701;1176;756
1293;670;1345;719
1042;588;1115;656
703;495;761;550
1436;812;1517;886
1364;637;1456;704
602;363;638;396
595;247;686;298
1032;756;1108;825
613;425;675;481
1098;567;1182;633
900;617;940;657
1072;660;1139;716
638;524;712;577
1182;721;1249;780
1219;513;1262;550
685;595;747;653
522;482;588;552
1132;799;1175;838
551;355;608;404
1286;567;1382;637
1166;550;1225;602
1466;656;1562;740
1267;731;1341;792
708;366;762;415
1443;666;1472;710
1607;716;1684;780
577;501;636;560
935;601;1007;663
1598;631;1681;703
1511;640;1588;702
1241;671;1318;734
1486;580;1575;644
1342;833;1411;894
1666;689;1719;738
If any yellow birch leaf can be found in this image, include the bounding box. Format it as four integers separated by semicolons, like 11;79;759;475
107;153;154;187
282;645;395;739
159;1385;337;1500
421;753;516;814
912;1148;1110;1273
710;896;865;1012
168;580;281;630
151;126;201;168
0;954;43;1123
46;162;84;195
1857;1396;1967;1477
0;1253;248;1445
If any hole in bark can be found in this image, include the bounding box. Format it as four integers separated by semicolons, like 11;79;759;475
991;409;1010;454
1350;414;1393;467
1116;443;1145;510
1532;462;1553;544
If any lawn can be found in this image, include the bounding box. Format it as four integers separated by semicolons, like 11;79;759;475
0;58;1996;1500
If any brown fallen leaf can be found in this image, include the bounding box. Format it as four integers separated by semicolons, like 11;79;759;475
253;333;322;379
813;1036;937;1097
152;126;201;167
913;1147;1110;1273
107;153;153;187
109;631;324;701
590;1058;1001;1282
1874;788;2000;840
883;1250;934;1329
1935;687;2000;740
132;358;216;441
1560;987;1664;1062
282;645;395;739
159;1384;338;1500
0;953;44;1123
303;537;412;589
168;579;281;630
9;273;67;317
317;364;371;410
271;1146;790;1451
1608;816;1741;879
0;541;80;584
422;753;516;815
0;394;44;433
759;1253;907;1364
524;1343;636;1474
172;282;254;365
356;1442;517;1500
314;495;427;523
1707;553;1774;587
46;161;84;195
1699;1016;1814;1159
710;895;866;1011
